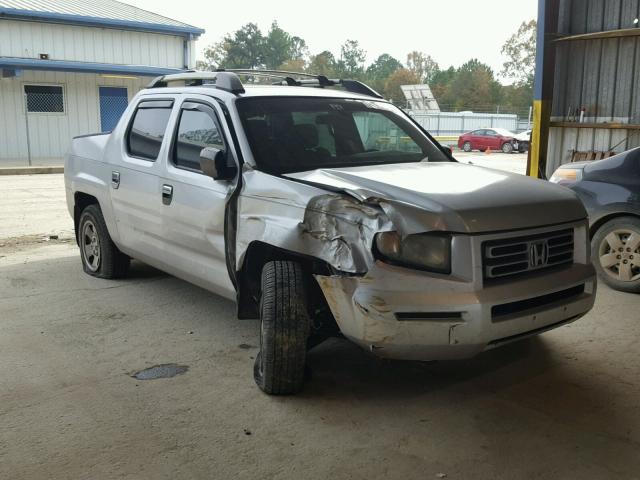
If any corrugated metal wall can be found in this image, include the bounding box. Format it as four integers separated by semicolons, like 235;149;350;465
547;0;640;175
0;19;185;68
0;70;150;165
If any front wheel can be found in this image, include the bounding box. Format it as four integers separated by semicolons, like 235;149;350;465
501;142;514;154
591;217;640;293
462;141;472;152
254;261;311;395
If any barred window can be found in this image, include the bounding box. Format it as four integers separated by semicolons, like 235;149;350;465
24;85;64;113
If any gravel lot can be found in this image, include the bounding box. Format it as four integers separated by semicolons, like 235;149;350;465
1;172;639;480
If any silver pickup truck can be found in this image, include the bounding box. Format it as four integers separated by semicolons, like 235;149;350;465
65;70;596;395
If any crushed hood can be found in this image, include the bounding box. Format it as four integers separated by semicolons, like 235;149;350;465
285;162;587;234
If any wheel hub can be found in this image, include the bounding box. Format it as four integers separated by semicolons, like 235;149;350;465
82;220;101;272
599;229;640;282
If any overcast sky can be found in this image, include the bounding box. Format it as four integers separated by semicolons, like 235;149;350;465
127;0;538;81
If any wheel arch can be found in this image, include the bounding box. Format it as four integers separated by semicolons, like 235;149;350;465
589;212;640;239
236;241;337;320
73;191;100;245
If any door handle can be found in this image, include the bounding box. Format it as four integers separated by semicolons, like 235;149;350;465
111;171;120;189
162;184;173;205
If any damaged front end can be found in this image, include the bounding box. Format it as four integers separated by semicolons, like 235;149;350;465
234;169;395;320
234;167;596;361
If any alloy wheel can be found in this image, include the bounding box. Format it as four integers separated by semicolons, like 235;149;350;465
82;220;101;272
598;229;640;282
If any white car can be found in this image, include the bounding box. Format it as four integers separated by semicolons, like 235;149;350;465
515;130;532;152
65;70;596;395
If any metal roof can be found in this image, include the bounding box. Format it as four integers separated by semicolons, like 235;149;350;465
0;0;204;36
0;57;183;76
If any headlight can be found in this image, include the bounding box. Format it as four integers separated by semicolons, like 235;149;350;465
374;232;451;273
549;166;583;185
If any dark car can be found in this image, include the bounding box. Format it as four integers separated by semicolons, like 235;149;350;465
551;148;640;292
457;128;519;154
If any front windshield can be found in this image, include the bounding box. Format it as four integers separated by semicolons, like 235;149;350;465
236;97;450;174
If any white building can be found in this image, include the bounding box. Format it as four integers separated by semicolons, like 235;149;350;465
0;0;204;166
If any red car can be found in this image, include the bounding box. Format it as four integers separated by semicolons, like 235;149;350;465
457;128;519;153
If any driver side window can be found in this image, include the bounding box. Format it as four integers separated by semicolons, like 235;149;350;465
173;105;225;172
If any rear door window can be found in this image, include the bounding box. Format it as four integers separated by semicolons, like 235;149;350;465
126;100;173;161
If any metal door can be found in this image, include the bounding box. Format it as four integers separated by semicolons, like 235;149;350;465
108;97;175;267
159;97;236;299
99;87;128;132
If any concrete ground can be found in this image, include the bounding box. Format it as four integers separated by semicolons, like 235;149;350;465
1;174;639;480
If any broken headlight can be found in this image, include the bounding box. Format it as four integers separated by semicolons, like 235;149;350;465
374;232;451;273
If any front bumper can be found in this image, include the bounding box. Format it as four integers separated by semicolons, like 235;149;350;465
315;223;596;361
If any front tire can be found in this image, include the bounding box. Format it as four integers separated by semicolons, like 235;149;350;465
462;141;472;152
501;142;514;154
78;204;129;279
591;217;640;293
254;261;311;395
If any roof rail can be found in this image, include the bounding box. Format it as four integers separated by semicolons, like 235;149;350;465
146;69;384;99
218;69;384;99
146;71;245;94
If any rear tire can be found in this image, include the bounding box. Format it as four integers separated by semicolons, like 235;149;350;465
591;217;640;293
78;204;129;279
501;142;514;154
254;261;311;395
462;141;472;152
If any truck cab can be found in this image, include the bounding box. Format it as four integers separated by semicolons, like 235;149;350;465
65;70;596;395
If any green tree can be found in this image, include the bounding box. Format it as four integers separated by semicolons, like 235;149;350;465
199;41;228;71
366;54;403;93
307;50;337;76
430;66;456;104
263;22;308;70
279;58;306;72
338;39;366;77
446;59;502;110
501;83;533;114
199;23;264;70
384;68;421;104
406;51;439;84
501;20;537;87
366;54;403;79
263;22;293;69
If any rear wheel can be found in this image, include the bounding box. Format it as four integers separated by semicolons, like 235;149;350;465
591;217;640;293
254;261;311;395
78;204;129;279
462;141;472;152
501;142;514;154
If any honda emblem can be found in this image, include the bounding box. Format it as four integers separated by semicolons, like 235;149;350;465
529;241;549;268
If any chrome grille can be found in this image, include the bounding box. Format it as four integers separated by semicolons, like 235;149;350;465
483;228;574;280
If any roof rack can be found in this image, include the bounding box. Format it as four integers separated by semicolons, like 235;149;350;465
147;71;245;94
147;69;383;99
221;69;383;99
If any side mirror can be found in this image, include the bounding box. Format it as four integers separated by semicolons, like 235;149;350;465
443;145;453;156
199;147;236;181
